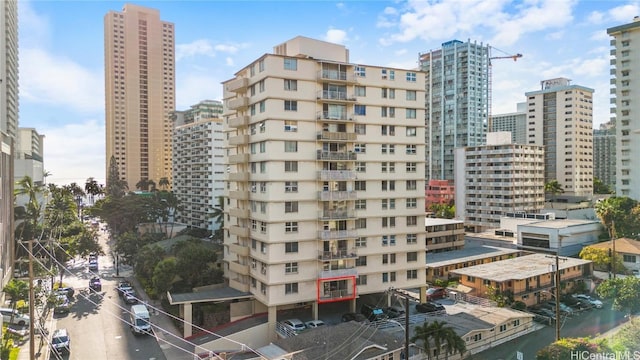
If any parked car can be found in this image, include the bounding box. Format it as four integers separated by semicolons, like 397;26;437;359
50;328;70;355
89;277;102;292
0;308;29;326
282;319;306;334
426;287;447;301
341;312;368;323
117;281;133;297
572;294;603;309
543;301;574;315
53;295;71;314
55;286;75;299
416;302;445;313
304;320;326;329
361;304;387;322
88;259;99;271
384;305;406;318
123;289;139;304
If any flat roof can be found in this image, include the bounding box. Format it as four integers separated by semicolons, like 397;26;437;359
520;219;599;229
168;286;253;305
608;20;640;34
425;217;464;226
450;253;592;281
426;245;522;268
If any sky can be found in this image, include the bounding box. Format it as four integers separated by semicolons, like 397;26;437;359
17;0;640;186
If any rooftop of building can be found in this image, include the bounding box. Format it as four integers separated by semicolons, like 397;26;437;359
607;17;640;34
426;245;522;268
586;238;640;255
445;302;534;328
425;217;464;227
450;253;592;281
520;219;600;229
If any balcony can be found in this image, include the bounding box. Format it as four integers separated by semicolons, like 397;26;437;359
228;172;249;182
229;261;250;276
318;170;356;181
316;131;357;141
229;134;249;145
229;225;249;237
229;243;250;257
319;209;356;220
229;190;249;200
316;150;357;161
317;111;350;121
227;97;249;110
318;248;358;261
318;267;357;279
225;77;248;93
318;190;357;201
318;70;356;83
229;207;250;218
317;229;357;239
317;90;356;102
228;278;249;292
228;115;249;128
228;153;249;164
318;289;355;302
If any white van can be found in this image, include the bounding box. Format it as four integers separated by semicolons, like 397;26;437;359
130;304;151;335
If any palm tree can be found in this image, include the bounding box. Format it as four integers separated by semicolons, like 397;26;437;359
595;198;618;278
411;321;434;359
411;320;465;360
158;177;170;191
3;279;28;323
136;178;150;191
544;180;564;209
210;196;225;242
84;177;101;205
14;176;45;242
42;170;51;185
441;326;466;359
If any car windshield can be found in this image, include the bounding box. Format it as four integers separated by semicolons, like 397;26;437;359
135;318;149;327
52;336;68;344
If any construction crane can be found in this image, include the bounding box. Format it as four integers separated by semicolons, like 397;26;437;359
487;47;523;131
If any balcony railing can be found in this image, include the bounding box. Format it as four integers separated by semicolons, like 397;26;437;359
318;70;356;82
316;111;350;121
316;131;357;141
225;77;248;93
318;248;358;261
319;209;356;220
317;229;357;239
318;289;355;301
318;267;357;279
316;150;357;161
318;170;357;181
317;90;356;101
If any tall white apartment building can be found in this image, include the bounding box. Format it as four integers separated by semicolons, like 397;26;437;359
1;0;18;290
223;36;427;329
490;102;527;144
455;132;545;232
525;78;594;198
104;4;175;191
173;100;225;230
419;39;490;182
14;128;44;184
593;122;616;191
608;19;640;199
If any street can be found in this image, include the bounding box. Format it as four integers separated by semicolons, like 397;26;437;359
468;303;627;360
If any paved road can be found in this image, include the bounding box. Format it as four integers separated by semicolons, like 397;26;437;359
468;303;627;360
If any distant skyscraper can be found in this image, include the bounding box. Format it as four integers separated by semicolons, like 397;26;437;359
1;0;18;288
525;78;594;198
490;102;527;144
14;128;44;186
173;100;224;230
419;39;490;181
593;122;616;191
104;4;175;191
608;19;640;199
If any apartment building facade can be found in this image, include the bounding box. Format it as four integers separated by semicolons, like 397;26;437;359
419;39;490;182
0;0;18;292
593;121;616;191
223;36;427;326
173;100;225;230
14;127;44;185
608;19;640;199
524;78;594;198
104;4;175;191
490;102;527;144
455;132;546;232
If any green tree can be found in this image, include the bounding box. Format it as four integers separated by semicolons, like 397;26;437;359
173;239;222;289
485;285;513;307
158;177;170;191
593;177;613;194
544;180;564;209
610;317;640;352
428;203;455;219
210;196;225;242
411;320;465;359
136;178;151;191
3;279;28;315
536;337;609;360
441;326;466;359
579;246;625;272
134;245;166;281
106;155;128;198
14;175;45;242
597;276;640;315
152;257;177;299
84;177;102;205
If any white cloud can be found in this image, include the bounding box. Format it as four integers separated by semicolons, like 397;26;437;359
587;10;605;24
395;49;408;56
176;40;248;61
608;4;640;22
20;48;103;113
176;74;223;109
17;0;50;48
42;119;106;186
225;57;235;66
324;29;348;44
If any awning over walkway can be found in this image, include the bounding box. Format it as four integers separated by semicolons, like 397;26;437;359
168;286;253;305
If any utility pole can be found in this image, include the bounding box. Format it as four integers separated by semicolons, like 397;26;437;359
388;288;411;359
546;235;567;341
28;239;35;360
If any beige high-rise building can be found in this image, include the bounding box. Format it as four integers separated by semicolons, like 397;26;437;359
525;78;594;198
104;4;175;191
223;36;427;334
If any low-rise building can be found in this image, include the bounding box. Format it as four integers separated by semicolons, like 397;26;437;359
425;218;465;253
450;253;593;307
517;219;601;256
585;238;640;274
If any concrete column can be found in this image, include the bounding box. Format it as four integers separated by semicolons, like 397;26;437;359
183;302;193;338
419;285;427;303
268;306;277;342
349;298;356;312
387;292;392;306
312;302;318;320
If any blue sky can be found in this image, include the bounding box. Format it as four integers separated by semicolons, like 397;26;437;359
17;0;638;186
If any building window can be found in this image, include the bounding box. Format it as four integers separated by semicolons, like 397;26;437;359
284;79;297;91
285;221;298;233
355;218;367;229
355;237;367;247
285;283;299;294
406;198;417;209
406;162;417;173
355;162;366;172
406;180;417;190
623;254;636;263
406;108;417;119
285;141;298;152
356;275;367;285
261;282;266;295
259;121;265;133
285;242;299;253
260;141;266;153
259;59;265;72
354;105;366;116
406;145;417;154
382;180;395;191
382;273;389;283
355;86;366;96
382;198;396;210
284;120;298;132
381;162;395;173
354;143;366;153
355;124;366;135
285;262;298;274
382;125;395;136
406;127;417;136
284;100;298;111
285;201;298;213
355;181;366;191
407;234;417;244
407;252;418;262
261;242;267;254
500;324;507;332
284;58;297;70
355;66;366;77
407;216;417;226
285;181;298;192
406;72;416;82
406;90;417;101
356;256;367;266
259;80;265;93
382;217;396;228
260;182;267;193
260;221;267;233
407;270;418;279
285;161;298;172
355;199;367;210
260;162;267;173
